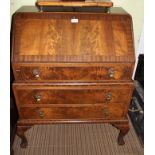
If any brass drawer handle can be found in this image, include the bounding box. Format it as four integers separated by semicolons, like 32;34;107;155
34;95;41;102
103;108;109;117
106;92;112;102
32;69;40;78
39;110;45;118
108;68;115;78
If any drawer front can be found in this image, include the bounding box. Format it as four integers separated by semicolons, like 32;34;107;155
13;83;133;106
13;63;134;81
19;105;124;120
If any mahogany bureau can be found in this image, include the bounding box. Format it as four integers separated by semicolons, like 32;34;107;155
11;2;135;148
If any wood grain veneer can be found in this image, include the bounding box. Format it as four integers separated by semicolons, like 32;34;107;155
36;0;113;7
13;83;133;106
13;63;134;82
11;6;135;148
12;12;135;63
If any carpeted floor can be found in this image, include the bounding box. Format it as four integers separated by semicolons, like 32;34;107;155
13;122;144;155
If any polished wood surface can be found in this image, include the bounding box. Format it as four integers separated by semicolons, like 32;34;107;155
37;0;113;7
14;6;128;14
13;83;133;106
12;12;134;63
11;6;135;147
19;105;124;119
13;63;134;82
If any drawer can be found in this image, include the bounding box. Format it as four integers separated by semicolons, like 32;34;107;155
13;82;133;106
19;105;125;120
13;63;134;82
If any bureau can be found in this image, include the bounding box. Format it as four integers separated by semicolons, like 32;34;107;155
12;1;135;148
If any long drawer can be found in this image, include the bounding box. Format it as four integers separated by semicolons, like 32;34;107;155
13;63;134;82
13;82;134;106
19;105;125;120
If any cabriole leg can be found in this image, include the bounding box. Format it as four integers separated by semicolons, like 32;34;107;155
111;121;129;145
16;126;31;148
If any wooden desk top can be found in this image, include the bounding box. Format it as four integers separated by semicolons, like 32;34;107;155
37;0;113;7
